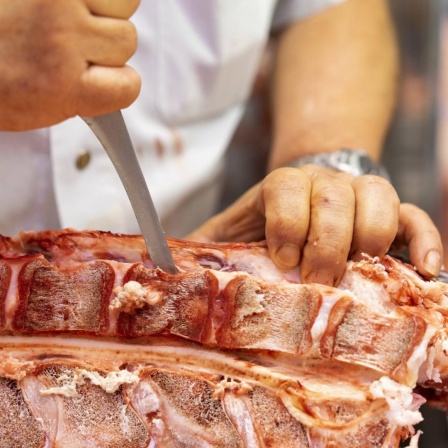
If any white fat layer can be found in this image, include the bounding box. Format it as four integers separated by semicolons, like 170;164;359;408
105;260;132;332
406;322;439;385
131;381;161;415
369;377;422;427
338;269;392;314
425;344;440;383
225;252;300;284
310;293;339;348
406;430;422;448
21;376;59;442
40;368;140;397
120;404;130;434
152;418;165;438
421;336;448;383
223;394;259;448
163;409;215;447
212;269;244;292
231;254;281;283
138;381;216;448
3;261;25;329
0;336;338;402
194;250;225;271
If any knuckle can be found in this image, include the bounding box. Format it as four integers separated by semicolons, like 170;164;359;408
126;21;138;45
313;184;353;211
354;174;397;196
265;167;303;184
355;174;390;186
104;21;138;62
301;164;339;179
121;22;138;58
261;168;309;198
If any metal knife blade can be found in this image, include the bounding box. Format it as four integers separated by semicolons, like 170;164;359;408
81;111;178;274
436;269;448;284
389;252;448;284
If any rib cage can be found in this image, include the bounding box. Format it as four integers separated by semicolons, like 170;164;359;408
0;229;447;447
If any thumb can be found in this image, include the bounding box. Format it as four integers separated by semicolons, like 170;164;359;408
185;184;265;243
185;217;221;243
395;203;443;278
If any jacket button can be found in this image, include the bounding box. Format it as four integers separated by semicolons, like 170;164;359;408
75;150;91;170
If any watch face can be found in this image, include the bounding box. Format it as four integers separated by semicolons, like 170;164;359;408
359;154;373;174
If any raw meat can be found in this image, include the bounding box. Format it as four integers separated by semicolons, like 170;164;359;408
0;229;447;447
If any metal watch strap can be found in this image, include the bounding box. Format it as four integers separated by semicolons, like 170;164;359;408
286;148;391;182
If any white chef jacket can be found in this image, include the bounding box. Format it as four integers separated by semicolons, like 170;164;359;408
0;0;343;238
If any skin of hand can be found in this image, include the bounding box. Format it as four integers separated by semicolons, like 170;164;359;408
188;0;444;285
187;165;443;286
0;0;141;131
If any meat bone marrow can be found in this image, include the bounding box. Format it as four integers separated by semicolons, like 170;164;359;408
0;228;447;447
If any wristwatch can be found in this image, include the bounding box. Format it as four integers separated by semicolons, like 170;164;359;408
287;148;391;181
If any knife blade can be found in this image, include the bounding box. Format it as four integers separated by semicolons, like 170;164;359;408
436;269;448;284
389;252;448;284
81;111;178;274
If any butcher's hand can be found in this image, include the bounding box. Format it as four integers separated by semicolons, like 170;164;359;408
0;0;141;131
187;165;443;286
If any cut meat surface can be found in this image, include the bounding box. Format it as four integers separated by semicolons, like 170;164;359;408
0;229;447;447
0;377;45;448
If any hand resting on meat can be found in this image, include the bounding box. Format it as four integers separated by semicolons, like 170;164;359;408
188;164;443;287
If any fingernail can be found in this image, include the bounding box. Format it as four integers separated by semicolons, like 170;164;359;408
275;244;300;269
423;250;442;277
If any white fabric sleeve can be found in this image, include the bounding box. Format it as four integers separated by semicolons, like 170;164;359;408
272;0;346;30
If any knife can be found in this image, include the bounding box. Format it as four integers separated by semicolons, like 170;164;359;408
437;270;448;284
81;111;178;274
389;251;448;284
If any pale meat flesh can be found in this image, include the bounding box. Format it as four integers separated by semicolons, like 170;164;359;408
0;229;447;447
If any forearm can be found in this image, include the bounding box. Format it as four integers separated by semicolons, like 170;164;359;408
269;0;399;170
190;0;442;283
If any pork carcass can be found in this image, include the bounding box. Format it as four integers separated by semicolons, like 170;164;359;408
0;228;447;447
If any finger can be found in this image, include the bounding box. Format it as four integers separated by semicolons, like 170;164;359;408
74;64;141;116
258;168;311;270
350;175;399;259
84;18;137;66
185;224;216;243
84;0;140;19
301;172;355;286
395;203;443;277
